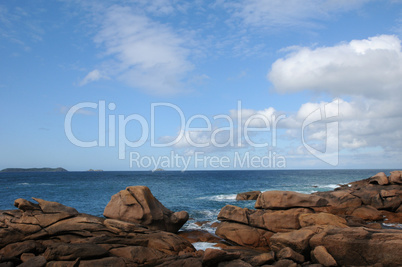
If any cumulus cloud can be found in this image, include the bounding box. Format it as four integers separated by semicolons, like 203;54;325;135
266;34;402;163
268;35;402;165
153;35;402;166
157;96;402;167
158;105;285;155
79;69;106;86
229;107;278;128
268;35;402;99
93;5;194;95
282;96;402;156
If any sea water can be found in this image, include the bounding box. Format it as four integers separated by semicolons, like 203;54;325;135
0;169;396;232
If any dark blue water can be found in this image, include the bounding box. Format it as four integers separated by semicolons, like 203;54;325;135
0;169;392;231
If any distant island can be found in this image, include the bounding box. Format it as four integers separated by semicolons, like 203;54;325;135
1;167;68;172
87;169;103;172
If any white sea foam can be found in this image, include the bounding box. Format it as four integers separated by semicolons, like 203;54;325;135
196;209;220;217
192;242;220;251
18;183;30;186
261;188;317;194
262;183;341;194
295;190;317;194
184;222;202;231
312;184;340;189
197;194;237;202
183;218;220;234
203;221;220;234
322;184;340;189
382;223;402;229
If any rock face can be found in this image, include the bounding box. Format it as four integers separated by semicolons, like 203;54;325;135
0;197;196;266
103;185;189;233
389;170;402;184
236;190;261;200
298;212;348;228
215;221;273;248
270;228;316;255
216;171;402;267
218;205;312;233
369;172;389;185
255;191;328;209
309;227;402;266
277;247;304;263
3;189;283;267
311;246;337;267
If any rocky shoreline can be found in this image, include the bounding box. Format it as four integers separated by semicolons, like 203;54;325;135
1;171;401;266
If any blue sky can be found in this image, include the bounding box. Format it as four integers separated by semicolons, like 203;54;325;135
1;0;402;171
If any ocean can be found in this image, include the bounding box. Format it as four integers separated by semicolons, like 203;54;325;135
0;169;394;234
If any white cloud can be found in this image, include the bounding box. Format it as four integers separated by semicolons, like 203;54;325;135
265;34;402;163
342;138;367;149
93;5;194;95
268;35;402;99
227;0;371;29
79;69;106;86
158;107;281;153
229;107;277;127
287;98;402;152
157;96;402;167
